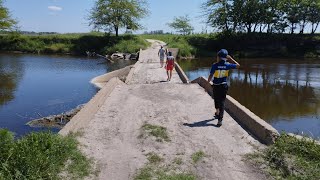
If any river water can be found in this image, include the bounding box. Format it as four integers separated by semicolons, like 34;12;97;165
178;58;320;138
0;54;135;136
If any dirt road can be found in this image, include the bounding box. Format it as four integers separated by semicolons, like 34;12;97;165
75;40;269;180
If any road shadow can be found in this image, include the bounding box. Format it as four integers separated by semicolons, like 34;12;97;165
183;119;220;128
159;80;168;83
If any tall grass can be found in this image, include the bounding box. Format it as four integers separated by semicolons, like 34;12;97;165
0;33;149;55
0;129;92;179
249;133;320;180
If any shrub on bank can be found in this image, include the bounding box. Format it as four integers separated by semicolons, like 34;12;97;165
0;33;149;55
0;129;91;179
250;134;320;179
141;33;320;58
104;35;149;54
140;34;195;58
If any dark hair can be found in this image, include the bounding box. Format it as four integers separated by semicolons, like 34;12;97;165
168;51;172;56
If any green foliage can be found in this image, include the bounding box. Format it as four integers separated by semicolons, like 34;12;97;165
104;35;149;53
167;15;194;35
202;0;320;34
141;124;170;142
0;129;92;180
89;0;148;36
140;34;195;57
0;0;17;30
252;134;320;179
0;33;149;55
146;152;163;164
135;166;196;180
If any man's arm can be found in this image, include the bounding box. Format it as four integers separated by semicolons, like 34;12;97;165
227;55;240;68
208;74;213;82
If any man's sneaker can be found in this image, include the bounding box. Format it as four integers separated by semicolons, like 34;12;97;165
217;119;223;126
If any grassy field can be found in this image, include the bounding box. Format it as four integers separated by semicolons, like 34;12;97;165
0;32;149;55
0;129;92;179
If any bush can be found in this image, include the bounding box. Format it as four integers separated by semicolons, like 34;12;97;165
259;134;320;179
0;129;91;180
0;33;149;55
104;36;149;54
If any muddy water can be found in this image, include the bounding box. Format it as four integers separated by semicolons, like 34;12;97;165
178;58;320;138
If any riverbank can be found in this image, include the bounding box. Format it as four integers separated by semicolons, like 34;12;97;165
0;32;149;56
142;33;320;59
3;32;320;59
0;129;92;179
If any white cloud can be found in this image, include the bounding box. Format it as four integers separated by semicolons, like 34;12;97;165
48;6;62;11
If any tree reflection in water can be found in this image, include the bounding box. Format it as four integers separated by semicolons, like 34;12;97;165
0;55;24;106
178;58;320;122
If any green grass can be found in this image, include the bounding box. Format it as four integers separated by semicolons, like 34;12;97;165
173;157;183;165
146;152;163;164
141;124;170;142
0;129;92;180
134;165;196;180
248;133;320;180
141;33;320;58
0;32;149;55
191;151;206;164
140;34;196;58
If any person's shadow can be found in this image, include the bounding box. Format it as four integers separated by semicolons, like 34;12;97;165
183;119;220;128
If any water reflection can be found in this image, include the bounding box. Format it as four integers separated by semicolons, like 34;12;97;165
0;54;24;106
178;58;320;137
0;54;135;136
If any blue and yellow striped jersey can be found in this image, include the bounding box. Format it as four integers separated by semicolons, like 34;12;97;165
210;60;237;85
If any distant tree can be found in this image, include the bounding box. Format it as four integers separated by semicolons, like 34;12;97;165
202;0;231;32
240;0;262;33
167;15;194;35
279;0;303;34
0;0;16;31
307;0;320;34
89;0;148;36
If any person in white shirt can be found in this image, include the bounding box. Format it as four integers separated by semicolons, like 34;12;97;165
158;46;166;68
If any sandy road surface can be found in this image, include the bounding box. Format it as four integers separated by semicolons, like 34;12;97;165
76;40;269;180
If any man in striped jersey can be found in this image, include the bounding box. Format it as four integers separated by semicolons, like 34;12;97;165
207;49;240;126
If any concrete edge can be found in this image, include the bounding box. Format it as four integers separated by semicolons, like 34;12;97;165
191;76;280;145
125;59;140;84
91;65;133;89
175;62;190;84
59;77;125;136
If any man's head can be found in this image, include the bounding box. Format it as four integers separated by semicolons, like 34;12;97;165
217;49;228;60
168;51;172;56
160;45;163;49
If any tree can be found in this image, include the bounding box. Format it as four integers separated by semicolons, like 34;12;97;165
202;0;231;32
89;0;148;36
279;0;303;34
307;0;320;34
239;0;262;33
167;15;194;35
0;0;16;31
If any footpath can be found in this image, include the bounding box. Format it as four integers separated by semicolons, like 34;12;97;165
60;40;269;180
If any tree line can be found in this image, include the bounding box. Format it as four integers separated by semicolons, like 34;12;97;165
202;0;320;34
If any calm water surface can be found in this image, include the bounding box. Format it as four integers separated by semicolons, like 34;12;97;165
0;54;135;136
178;58;320;138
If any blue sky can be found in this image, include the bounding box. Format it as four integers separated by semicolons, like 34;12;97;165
5;0;209;33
